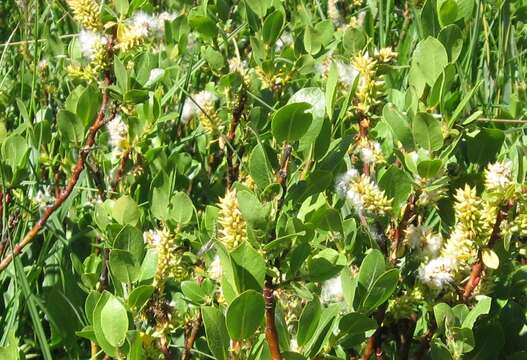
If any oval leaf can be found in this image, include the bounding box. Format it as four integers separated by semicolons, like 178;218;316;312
226;290;265;340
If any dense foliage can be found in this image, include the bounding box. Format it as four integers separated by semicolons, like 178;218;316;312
1;0;527;359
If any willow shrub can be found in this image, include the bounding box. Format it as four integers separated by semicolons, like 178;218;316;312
0;0;527;359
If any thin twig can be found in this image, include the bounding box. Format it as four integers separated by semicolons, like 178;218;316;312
264;277;282;360
263;144;293;360
362;307;386;360
111;150;130;195
182;311;202;360
226;90;247;188
98;248;110;292
86;160;107;200
390;195;416;263
462;202;512;301
0;76;114;272
358;117;370;176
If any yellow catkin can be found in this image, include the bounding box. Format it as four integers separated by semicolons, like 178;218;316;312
90;43;108;72
116;25;146;51
440;228;476;273
199;104;220;134
352;54;383;113
217;189;247;250
66;64;97;81
66;0;101;30
453;185;494;243
154;228;189;290
352;175;392;215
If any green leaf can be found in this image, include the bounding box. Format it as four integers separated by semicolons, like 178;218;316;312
237;190;269;228
231;242;266;292
77;86;101;126
378;166;412;213
0;330;19;360
382;104;414;150
226;290;265;340
434;303;455;334
417;159;443;178
262;10;285;45
109;249;141;283
307;248;346;281
93;292;119;357
361;269;400;312
151;172;170;221
181;279;215;304
188;12;218;40
304;304;340;358
114;0;129;15
100;294;129;347
466;129;505;166
411;37;449;86
170;191;194;224
85;291;101;324
325;63;338;119
290;88;327;155
297;297;322;347
114;225;144;261
128;285;154;312
451;327;475;353
202;307;230;360
358;250;386;292
249;144;274;189
202;46;225;72
2;134;29;170
271;102;313;143
431;339;454;360
342;27;366;55
437;0;458;27
57;110;84;144
462;296;491;329
303;26;322;55
310;206;343;233
245;0;271;18
114;56;128;92
438;25;463;62
139;248;158;281
112;196;140;226
413;112;444;151
338;312;377;335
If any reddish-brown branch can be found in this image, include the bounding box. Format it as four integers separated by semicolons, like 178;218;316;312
98;248;110;292
276;144;292;185
111;150;130;195
159;337;171;360
462;203;511;301
262;143;293;360
0;77;114;272
390;195;416;263
87;160;107;200
362;308;386;360
181;311;202;360
358;117;370;176
264;278;282;360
